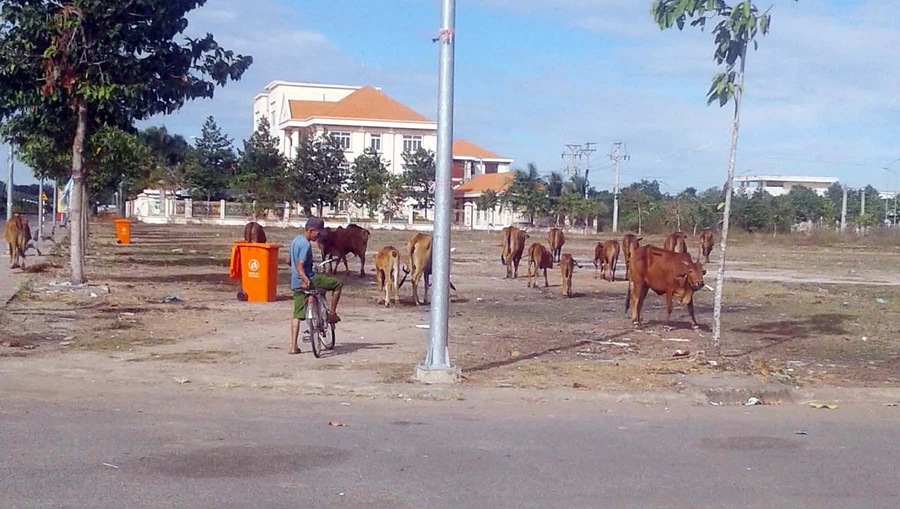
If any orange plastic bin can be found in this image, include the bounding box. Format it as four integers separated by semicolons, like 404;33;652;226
114;219;131;244
232;242;282;302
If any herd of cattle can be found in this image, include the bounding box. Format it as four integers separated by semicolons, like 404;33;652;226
243;220;716;332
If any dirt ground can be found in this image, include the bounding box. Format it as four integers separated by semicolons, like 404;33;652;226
2;219;899;397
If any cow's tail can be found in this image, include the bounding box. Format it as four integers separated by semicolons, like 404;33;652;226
625;279;632;312
399;241;415;288
573;259;583;269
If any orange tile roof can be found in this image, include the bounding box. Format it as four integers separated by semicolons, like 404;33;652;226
453;172;515;196
452;139;504;159
288;86;431;123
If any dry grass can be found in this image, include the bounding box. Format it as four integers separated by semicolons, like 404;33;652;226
135;350;239;364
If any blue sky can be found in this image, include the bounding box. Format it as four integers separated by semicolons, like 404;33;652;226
6;0;900;193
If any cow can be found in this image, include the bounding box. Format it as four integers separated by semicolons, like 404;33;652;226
600;240;620;282
626;245;707;330
548;227;565;262
621;233;642;280
500;226;528;279
697;229;714;263
4;215;39;269
374;246;401;307
398;233;457;306
559;253;582;298
663;231;688;254
243;221;267;243
526;242;553;289
318;223;370;277
592;242;605;279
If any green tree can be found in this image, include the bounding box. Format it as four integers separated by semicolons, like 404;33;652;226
297;131;347;217
347;149;390;219
382;174;407;223
88;126;150;213
788;185;831;224
232;118;286;218
503;163;549;225
402;148;436;219
0;0;252;283
139;126;192;199
476;189;501;225
190;116;235;202
652;0;795;348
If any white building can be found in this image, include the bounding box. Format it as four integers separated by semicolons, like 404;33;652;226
734;175;839;197
253;81;513;181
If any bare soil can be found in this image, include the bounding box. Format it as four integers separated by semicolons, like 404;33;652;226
2;220;899;396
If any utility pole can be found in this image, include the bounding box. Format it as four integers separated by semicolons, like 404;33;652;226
5;146;13;221
581;142;597;198
860;189;866;216
840;185;848;232
38;178;44;241
609;142;629;233
415;0;458;383
561;144;583;179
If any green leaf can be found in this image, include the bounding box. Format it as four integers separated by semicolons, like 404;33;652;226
717;202;725;211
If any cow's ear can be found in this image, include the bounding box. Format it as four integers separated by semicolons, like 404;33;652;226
702;269;707;275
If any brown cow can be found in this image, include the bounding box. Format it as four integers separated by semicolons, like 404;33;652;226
697;229;714;263
600;240;620;282
243;221;267;243
548;228;565;262
626;245;706;330
4;215;38;269
663;231;688;253
374;246;401;307
318;223;370;277
621;233;642;280
526;242;553;289
560;253;582;298
592;242;605;279
398;233;457;306
500;226;528;279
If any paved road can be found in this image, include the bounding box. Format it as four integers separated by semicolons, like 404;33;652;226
2;387;899;509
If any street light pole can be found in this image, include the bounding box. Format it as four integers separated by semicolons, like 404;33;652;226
415;0;459;383
6;146;13;221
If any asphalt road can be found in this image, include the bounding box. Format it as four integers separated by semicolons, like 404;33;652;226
2;388;899;509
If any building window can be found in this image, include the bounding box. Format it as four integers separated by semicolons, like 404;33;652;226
331;132;351;150
370;134;382;152
402;135;423;153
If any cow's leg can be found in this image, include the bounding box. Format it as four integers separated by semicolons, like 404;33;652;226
423;273;430;305
686;299;700;329
358;253;366;277
633;284;649;328
663;291;675;331
513;257;520;279
543;267;549;288
392;267;400;306
376;269;386;306
629;282;641;325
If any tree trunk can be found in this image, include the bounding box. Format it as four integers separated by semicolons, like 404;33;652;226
638;203;643;235
712;49;747;353
69;100;88;284
316;203;323;217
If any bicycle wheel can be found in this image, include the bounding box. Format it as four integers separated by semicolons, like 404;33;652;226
316;296;336;350
307;297;326;358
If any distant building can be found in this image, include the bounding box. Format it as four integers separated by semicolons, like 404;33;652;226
734;175;839;197
252;81;512;183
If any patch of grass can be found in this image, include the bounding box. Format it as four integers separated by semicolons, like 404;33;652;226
73;334;176;351
463;359;677;391
141;350;239;364
369;362;413;383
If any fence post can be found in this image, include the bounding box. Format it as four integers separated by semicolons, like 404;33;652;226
185;198;193;219
220;200;226;220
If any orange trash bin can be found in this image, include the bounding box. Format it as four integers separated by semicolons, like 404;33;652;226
231;242;282;302
114;219;131;244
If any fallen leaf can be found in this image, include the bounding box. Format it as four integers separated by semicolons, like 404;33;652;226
328;421;348;427
174;377;191;384
808;402;837;410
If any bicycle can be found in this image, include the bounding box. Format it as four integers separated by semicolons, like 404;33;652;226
301;258;339;358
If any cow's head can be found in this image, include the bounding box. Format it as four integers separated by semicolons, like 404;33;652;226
681;260;706;291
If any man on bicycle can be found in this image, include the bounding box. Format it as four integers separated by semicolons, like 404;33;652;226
289;217;343;355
